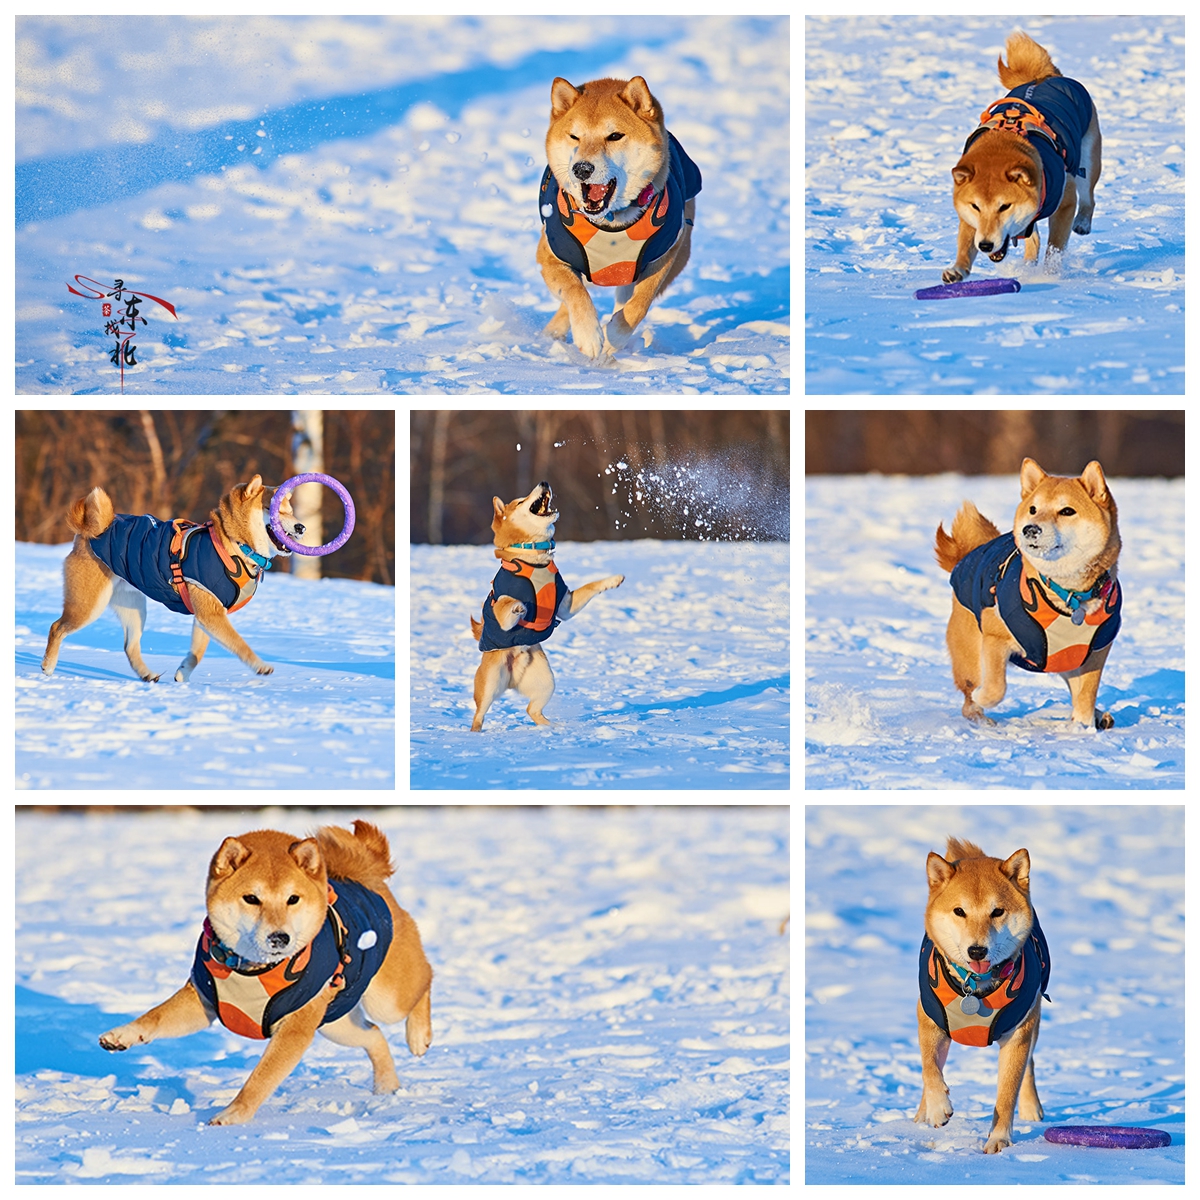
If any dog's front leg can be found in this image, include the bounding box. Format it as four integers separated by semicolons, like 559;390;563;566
188;587;273;676
605;267;667;355
914;1001;954;1127
209;991;330;1125
1063;642;1112;729
943;219;980;283
537;231;604;359
985;999;1041;1153
99;981;213;1051
558;575;625;619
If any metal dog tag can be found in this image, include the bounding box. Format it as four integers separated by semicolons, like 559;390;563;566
1071;607;1087;625
959;995;981;1015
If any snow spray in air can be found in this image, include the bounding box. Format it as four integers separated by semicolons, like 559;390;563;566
600;453;788;541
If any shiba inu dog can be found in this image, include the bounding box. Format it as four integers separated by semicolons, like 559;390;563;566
469;481;624;731
42;474;303;682
916;838;1050;1154
537;75;702;360
943;31;1101;282
99;820;432;1126
935;458;1121;729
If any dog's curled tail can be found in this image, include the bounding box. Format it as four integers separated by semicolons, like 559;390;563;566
317;819;395;885
934;501;1002;573
66;487;116;538
997;31;1061;89
470;614;483;641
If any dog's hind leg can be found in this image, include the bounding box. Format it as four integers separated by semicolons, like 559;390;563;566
471;650;510;731
1073;108;1102;235
513;645;555;727
174;621;211;683
41;550;114;676
319;1006;400;1094
108;578;161;682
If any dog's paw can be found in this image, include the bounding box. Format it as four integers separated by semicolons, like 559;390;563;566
914;1091;953;1127
942;266;969;283
1095;710;1113;730
600;575;624;590
139;672;161;683
571;317;605;360
209;1103;254;1126
1073;214;1093;235
983;1132;1012;1154
255;663;275;676
99;1025;139;1051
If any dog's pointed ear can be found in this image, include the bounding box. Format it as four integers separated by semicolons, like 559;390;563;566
245;474;264;498
1000;848;1031;890
618;76;659;122
210;837;252;879
492;496;505;518
926;851;956;890
288;838;324;878
1005;165;1036;187
951;163;974;186
1019;458;1047;497
550;77;581;120
1079;461;1109;503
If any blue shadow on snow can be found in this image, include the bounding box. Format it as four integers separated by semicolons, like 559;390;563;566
598;672;789;716
17;38;669;226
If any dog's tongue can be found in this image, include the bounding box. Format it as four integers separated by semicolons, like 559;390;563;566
586;183;608;204
970;959;991;974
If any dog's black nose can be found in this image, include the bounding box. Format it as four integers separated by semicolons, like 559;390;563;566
1022;524;1041;540
978;240;994;253
968;945;988;961
538;480;549;490
572;161;594;182
293;522;305;535
267;931;290;950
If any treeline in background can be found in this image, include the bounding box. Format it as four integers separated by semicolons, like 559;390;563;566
410;410;790;544
806;410;1183;476
16;410;395;585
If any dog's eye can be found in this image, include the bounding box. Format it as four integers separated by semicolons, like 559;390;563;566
991;907;1005;918
953;907;966;917
242;894;261;906
606;132;624;142
998;203;1010;212
569;134;579;142
1059;507;1075;516
286;895;300;906
971;203;980;211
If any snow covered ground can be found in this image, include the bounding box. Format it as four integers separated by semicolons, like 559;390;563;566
410;540;790;789
16;805;790;1184
16;15;789;394
805;15;1184;393
805;474;1183;789
805;804;1184;1184
15;541;395;789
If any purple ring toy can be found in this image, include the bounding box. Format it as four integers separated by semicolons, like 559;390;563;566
269;473;356;556
1044;1126;1171;1149
914;278;1022;300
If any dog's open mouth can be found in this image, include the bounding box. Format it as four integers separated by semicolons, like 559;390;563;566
267;525;294;554
988;237;1011;263
579;178;617;215
531;486;554;516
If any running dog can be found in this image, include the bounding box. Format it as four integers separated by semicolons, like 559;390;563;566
42;475;302;682
537;75;702;360
470;481;624;730
935;458;1121;729
916;837;1050;1154
944;31;1101;282
99;820;433;1125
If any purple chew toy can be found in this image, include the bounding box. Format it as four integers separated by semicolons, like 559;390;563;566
914;278;1022;300
269;473;356;556
1044;1126;1171;1149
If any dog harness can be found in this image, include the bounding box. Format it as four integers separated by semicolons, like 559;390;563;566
478;558;568;652
920;910;1051;1047
963;76;1094;227
88;513;266;616
539;131;702;287
950;532;1120;674
191;880;394;1040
